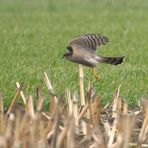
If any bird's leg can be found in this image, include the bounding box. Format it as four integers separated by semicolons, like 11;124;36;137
92;67;100;80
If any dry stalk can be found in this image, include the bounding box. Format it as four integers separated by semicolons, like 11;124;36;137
0;94;4;113
19;113;30;142
41;112;52;120
90;96;101;127
103;122;112;136
120;114;135;148
41;124;47;147
30;117;40;147
92;128;105;148
25;96;35;118
44;72;57;114
16;82;26;105
49;94;64;148
107;117;119;147
72;92;79;126
112;85;121;118
5;114;15;142
138;99;148;145
79;64;85;106
110;134;123;148
130;143;148;147
102;102;110;112
56;116;72;148
45;117;54;136
67;117;75;148
37;96;44;112
12;115;21;148
1;115;13;147
88;101;93;127
38;120;46;148
0;74;148;147
50;109;61;148
123;101;128;114
66;89;73;115
0;94;5;135
78;103;89;120
7;87;22;114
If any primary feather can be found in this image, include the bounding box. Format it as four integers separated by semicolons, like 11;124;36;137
69;34;109;52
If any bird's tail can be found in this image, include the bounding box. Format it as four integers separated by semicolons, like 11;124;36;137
96;55;124;65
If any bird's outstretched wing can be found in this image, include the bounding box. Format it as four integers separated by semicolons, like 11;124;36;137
69;34;109;52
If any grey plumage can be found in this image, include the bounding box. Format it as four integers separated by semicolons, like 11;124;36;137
63;34;124;67
69;34;109;51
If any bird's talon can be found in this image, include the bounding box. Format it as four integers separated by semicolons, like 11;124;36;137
94;74;100;80
92;68;100;80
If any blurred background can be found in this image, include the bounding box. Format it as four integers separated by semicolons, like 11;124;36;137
0;0;148;108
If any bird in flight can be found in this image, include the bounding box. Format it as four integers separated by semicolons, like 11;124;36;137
63;34;124;79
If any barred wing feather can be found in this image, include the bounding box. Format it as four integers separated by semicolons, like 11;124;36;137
69;34;109;52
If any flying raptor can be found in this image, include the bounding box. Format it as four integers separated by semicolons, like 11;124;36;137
63;34;124;79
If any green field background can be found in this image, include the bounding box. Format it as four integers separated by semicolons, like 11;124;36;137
0;0;148;108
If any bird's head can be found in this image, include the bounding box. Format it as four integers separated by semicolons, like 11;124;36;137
62;46;73;59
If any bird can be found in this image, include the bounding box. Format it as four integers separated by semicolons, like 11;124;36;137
63;34;124;79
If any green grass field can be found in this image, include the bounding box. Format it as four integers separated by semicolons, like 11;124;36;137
0;0;148;108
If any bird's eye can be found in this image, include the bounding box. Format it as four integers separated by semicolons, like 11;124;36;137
66;46;73;52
